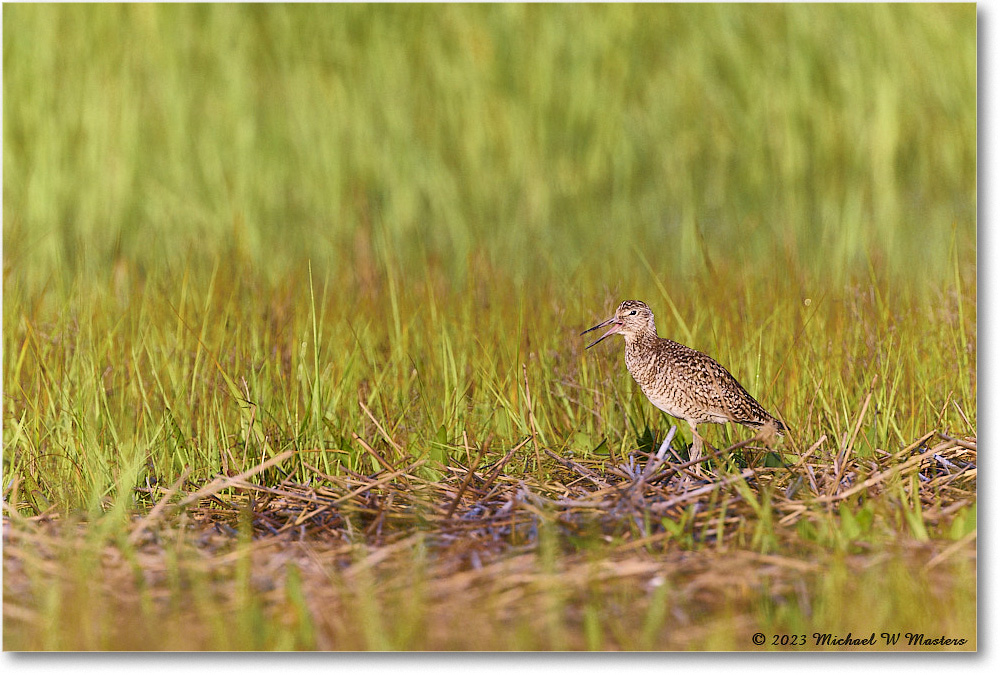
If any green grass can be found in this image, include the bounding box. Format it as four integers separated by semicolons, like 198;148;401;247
4;3;975;289
3;3;976;651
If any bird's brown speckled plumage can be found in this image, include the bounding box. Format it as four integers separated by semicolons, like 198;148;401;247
582;300;784;463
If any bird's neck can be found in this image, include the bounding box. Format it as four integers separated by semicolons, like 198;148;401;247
624;326;658;349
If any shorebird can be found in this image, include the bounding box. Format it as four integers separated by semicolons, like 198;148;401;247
582;300;785;466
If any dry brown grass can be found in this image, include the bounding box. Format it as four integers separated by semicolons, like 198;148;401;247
3;430;976;650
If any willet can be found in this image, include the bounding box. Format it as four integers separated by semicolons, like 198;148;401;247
582;300;785;466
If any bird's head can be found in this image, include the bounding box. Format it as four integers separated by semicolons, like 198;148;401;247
581;300;656;349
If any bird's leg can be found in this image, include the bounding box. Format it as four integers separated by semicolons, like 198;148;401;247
689;422;706;477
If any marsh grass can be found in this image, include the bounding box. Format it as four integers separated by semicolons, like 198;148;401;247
3;3;976;650
2;432;977;650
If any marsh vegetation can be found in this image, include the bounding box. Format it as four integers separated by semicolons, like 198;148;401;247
3;4;976;650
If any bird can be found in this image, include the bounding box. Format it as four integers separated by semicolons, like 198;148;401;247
581;299;785;467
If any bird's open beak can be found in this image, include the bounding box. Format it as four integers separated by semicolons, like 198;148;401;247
581;316;622;349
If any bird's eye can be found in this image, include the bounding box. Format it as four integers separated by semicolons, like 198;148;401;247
629;310;637;315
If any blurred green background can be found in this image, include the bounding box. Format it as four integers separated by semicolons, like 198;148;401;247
4;3;976;292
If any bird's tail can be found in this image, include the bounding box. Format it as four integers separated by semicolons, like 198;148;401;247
741;417;787;436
